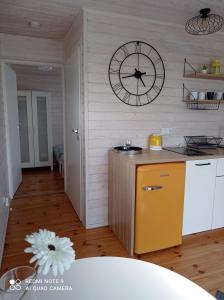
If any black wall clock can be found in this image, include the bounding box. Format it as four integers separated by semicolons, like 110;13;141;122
108;41;165;106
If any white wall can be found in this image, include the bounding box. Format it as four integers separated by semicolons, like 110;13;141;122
85;10;224;227
0;33;64;198
16;71;63;146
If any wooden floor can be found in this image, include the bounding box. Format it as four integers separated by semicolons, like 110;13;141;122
1;168;224;296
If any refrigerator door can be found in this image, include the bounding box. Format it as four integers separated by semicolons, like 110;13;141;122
135;163;185;254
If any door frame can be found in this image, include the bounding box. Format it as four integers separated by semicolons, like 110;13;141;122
2;59;68;197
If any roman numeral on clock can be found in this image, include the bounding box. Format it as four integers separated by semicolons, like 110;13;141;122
135;41;141;53
122;92;130;103
146;93;152;103
136;95;141;105
121;45;129;57
112;56;122;66
154;58;162;65
109;68;119;74
153;85;161;93
112;82;123;94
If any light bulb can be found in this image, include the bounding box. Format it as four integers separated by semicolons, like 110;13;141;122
200;18;209;32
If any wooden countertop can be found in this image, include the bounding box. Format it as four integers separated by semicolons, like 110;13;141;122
110;148;224;165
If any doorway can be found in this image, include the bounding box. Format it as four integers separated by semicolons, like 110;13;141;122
2;57;85;225
2;62;65;196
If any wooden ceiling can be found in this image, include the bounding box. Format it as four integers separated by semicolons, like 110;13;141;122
12;64;62;76
1;0;224;39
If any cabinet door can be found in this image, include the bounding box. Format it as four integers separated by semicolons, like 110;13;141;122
212;176;224;229
17;91;34;168
32;92;52;168
183;159;217;235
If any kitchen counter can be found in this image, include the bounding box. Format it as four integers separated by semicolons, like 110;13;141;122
108;147;224;255
111;147;224;165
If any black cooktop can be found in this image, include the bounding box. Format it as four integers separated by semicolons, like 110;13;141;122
163;147;213;156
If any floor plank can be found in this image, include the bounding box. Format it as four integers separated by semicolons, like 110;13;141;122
1;168;224;296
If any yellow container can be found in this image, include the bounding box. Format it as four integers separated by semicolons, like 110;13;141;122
149;134;163;150
211;59;221;74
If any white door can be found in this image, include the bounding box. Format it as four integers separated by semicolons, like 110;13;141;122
183;159;217;235
17;91;34;168
65;46;82;220
32;91;53;169
3;64;22;197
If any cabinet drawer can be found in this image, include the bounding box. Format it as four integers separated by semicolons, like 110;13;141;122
216;158;224;176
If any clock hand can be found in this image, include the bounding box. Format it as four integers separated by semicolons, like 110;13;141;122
137;53;140;71
142;74;155;76
140;77;146;87
122;73;136;79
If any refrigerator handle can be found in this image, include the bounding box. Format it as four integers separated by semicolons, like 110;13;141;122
195;163;211;166
143;186;163;191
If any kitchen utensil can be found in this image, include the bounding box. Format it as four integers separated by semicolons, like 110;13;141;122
198;92;206;100
149;134;163;150
189;91;198;100
207;92;215;100
214;91;223;100
184;136;223;149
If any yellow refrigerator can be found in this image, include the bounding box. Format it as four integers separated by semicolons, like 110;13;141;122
135;162;185;254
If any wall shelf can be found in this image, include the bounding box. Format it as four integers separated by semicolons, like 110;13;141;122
183;59;224;110
184;73;224;81
183;58;224;80
182;84;222;110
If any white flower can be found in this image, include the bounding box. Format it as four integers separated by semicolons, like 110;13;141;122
24;229;75;276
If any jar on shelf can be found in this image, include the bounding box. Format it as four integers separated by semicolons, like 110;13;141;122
211;59;221;74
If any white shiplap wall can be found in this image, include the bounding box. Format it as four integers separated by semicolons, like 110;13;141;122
85;10;224;227
16;71;63;146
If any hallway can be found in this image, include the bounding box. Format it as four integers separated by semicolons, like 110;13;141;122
1;168;224;296
1;168;127;274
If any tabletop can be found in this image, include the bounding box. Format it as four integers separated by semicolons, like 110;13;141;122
26;257;215;300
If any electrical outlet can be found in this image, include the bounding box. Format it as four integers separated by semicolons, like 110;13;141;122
161;128;173;135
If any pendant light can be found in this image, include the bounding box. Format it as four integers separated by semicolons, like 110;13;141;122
185;8;224;35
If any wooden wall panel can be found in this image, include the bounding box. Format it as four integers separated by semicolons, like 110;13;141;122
0;33;64;63
85;10;224;228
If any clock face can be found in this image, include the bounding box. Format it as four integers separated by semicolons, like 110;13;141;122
108;41;165;106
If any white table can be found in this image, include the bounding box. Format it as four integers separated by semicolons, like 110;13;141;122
30;257;215;300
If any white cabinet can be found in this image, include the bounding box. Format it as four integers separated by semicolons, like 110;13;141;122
183;159;217;235
212;158;224;229
18;91;52;169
